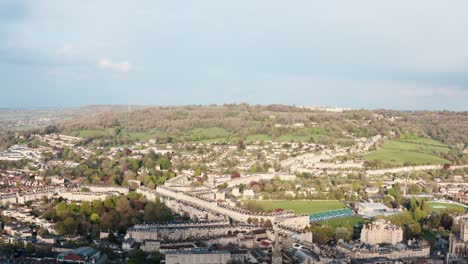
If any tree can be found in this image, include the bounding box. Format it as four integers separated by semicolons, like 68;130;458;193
263;219;273;228
148;252;165;264
231;171;241;179
218;183;228;190
408;222;422;237
428;213;441;229
127;249;146;264
25;242;35;254
113;127;122;137
80;201;92;216
311;225;334;244
264;183;274;193
413;207;425;222
56;202;70;220
158;157;172;170
63;217;77;235
237;140;246;150
92;200;105;215
335;227;352;241
90;213;100;223
144;202;159;223
104;197;115;208
100;212;114;231
44;125;59;134
441;213;454;230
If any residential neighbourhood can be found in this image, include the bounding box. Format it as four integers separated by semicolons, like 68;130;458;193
0;118;466;264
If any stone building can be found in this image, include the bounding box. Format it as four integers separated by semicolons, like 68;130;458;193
360;219;403;245
127;221;256;242
271;232;283;264
57;190;119;202
337;240;430;260
165;249;230;264
449;217;468;256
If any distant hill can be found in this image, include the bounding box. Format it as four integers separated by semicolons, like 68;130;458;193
58;104;468;149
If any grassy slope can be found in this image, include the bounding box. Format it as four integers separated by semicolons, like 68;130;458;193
250;200;345;214
69;128;167;141
72;129;110;137
190;127;230;139
365;137;450;166
246;134;271;142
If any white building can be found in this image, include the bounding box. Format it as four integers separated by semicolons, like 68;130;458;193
356;203;401;218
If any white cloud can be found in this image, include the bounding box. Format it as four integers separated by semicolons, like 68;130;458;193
97;58;132;73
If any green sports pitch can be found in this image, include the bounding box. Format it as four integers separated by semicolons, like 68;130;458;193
427;201;467;213
246;200;346;214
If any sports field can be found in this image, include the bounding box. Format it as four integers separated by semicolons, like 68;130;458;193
248;200;346;214
318;215;366;228
365;137;450;166
427;201;467;213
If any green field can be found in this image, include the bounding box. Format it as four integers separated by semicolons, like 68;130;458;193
72;129;110;137
427;202;467;213
246;134;271;142
365;137;450;166
124;129;167;140
247;200;346;214
319;215;366;228
189;127;230;140
70;128;167;141
276;134;311;142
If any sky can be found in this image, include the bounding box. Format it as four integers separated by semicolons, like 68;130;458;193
1;1;468;110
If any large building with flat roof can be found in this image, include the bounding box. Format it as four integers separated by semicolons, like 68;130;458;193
357;203;401;218
57;247;107;264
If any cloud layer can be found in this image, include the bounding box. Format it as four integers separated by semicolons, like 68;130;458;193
0;0;467;110
97;59;132;73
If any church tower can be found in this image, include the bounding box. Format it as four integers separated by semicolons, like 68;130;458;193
461;218;468;242
272;232;282;264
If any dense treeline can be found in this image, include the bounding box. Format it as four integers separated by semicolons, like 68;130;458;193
40;194;172;236
49;148;175;187
0;131;17;151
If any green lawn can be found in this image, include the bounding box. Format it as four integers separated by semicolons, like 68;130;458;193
319;215;366;228
427;202;467;213
365;137;450;166
248;200;346;214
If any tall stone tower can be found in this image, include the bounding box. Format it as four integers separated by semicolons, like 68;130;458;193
461;218;468;242
272;232;282;264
